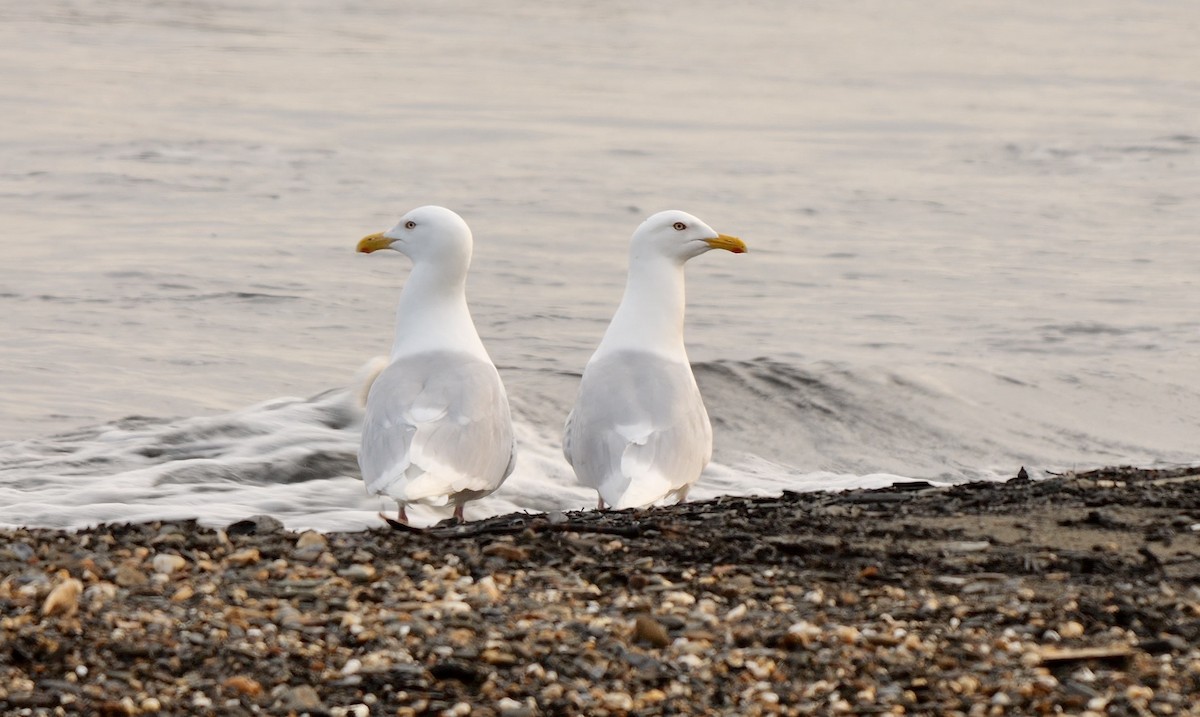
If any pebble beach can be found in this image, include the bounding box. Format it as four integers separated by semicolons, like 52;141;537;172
3;465;1199;716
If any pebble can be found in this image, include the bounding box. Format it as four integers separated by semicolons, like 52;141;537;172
226;548;261;565
227;514;284;535
476;575;502;602
294;531;328;561
2;472;1197;716
277;685;323;712
482;542;528;561
295;531;327;549
340;563;376;582
725;603;749;622
152;553;187;574
6;542;34;561
222;675;263;697
943;540;991;553
41;576;83;618
497;696;533;717
632;614;671;647
113;563;148;587
1059;621;1085;638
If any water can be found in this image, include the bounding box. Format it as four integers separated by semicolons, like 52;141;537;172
1;0;1197;529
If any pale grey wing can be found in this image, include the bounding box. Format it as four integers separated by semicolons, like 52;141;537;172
562;407;577;468
564;351;712;508
359;351;514;502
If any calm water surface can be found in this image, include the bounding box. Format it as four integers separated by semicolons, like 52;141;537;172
0;1;1196;528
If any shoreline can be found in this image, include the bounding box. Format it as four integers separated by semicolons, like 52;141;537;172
3;466;1199;715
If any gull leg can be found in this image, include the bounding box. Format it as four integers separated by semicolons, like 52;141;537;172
597;496;607;511
397;503;408;525
453;503;465;524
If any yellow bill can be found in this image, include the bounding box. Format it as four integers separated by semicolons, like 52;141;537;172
705;233;747;254
356;232;393;254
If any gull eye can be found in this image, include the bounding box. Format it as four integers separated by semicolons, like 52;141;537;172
404;220;416;230
672;222;686;231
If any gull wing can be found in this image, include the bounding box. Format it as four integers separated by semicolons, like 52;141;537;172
359;351;515;503
563;351;711;508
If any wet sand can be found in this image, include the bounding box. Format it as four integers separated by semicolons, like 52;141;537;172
3;466;1199;715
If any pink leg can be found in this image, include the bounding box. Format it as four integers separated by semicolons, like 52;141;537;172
453;503;465;523
397;504;408;525
597;496;607;511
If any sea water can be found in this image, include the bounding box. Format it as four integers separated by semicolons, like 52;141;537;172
1;0;1197;529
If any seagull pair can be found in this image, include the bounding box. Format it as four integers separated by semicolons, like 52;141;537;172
356;206;746;524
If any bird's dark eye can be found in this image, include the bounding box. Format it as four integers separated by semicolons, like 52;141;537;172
673;222;686;231
404;221;416;230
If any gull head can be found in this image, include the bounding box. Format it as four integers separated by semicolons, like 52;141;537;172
631;210;746;263
357;205;473;266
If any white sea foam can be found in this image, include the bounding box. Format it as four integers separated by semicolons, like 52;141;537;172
2;356;1193;532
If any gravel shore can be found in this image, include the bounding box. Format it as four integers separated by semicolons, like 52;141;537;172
3;466;1199;716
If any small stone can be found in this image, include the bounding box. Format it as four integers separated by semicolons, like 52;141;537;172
942;541;991;553
294;531;327;561
42;577;83;618
223;675;263;697
633;614;671;648
83;582;117;609
277;685;323;712
6;542;34;562
475;575;502;602
275;605;304;629
481;648;518;666
662;590;696;606
171;585;196;602
835;625;861;644
152;553;187;574
226;548;261;566
227;514;284;535
141;697;162;712
638;689;667;705
296;531;327;549
1059;621;1085;639
603;692;634;711
98;697;137;716
482;542;528;561
114;563;148;587
497;697;534;717
339;564;376;582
